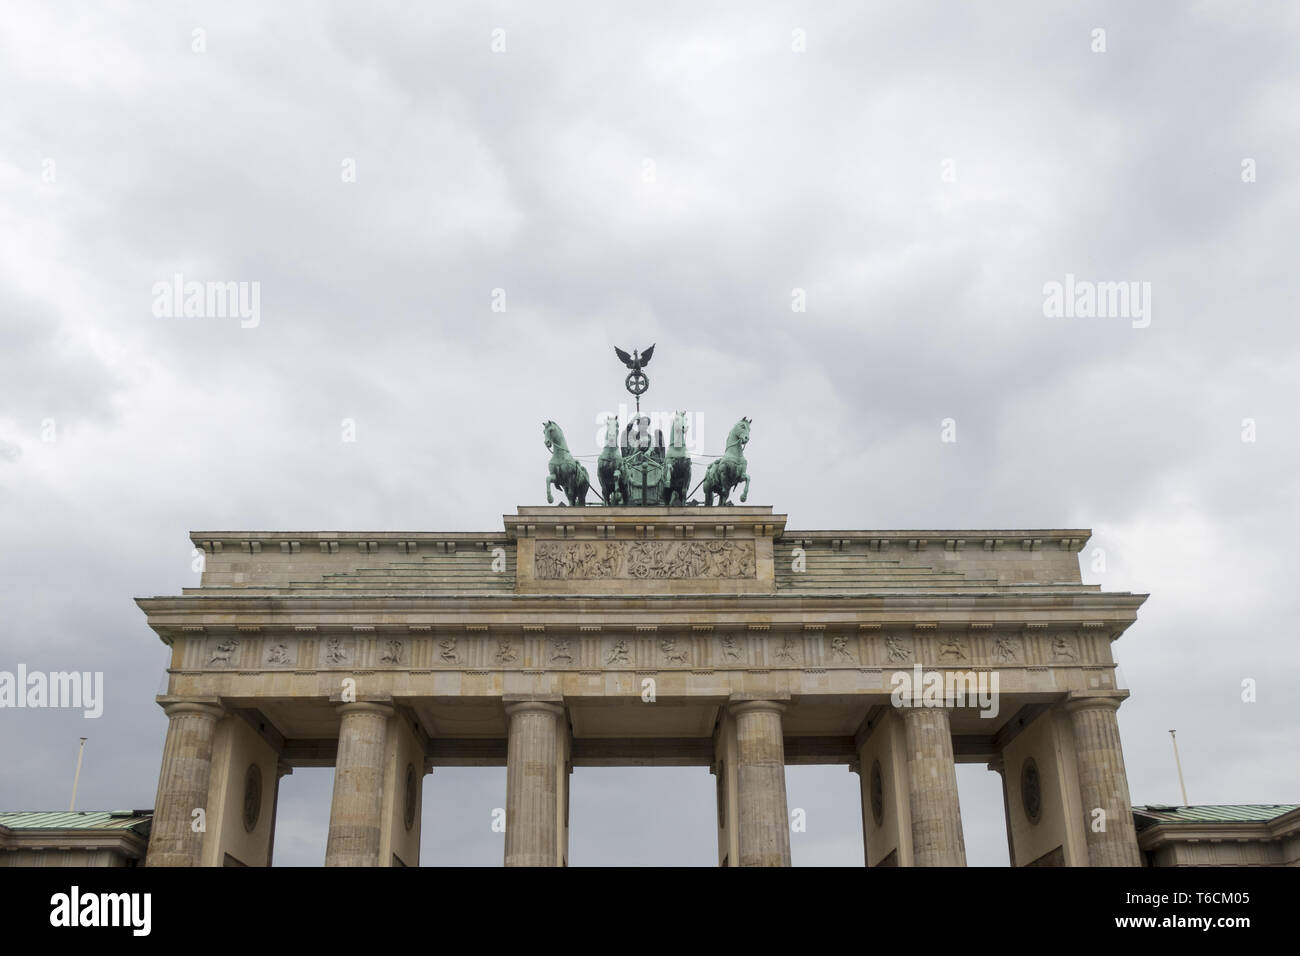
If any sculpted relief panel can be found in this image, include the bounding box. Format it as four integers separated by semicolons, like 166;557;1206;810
535;540;756;580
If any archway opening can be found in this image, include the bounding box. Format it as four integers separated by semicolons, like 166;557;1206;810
270;766;332;866
568;766;714;866
955;763;1011;866
785;764;865;865
421;766;507;866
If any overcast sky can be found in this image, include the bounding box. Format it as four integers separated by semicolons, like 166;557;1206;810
2;1;1298;866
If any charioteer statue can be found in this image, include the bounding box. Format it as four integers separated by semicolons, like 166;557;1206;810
542;345;751;507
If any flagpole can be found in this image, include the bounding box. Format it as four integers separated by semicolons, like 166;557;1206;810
1168;729;1189;805
70;737;87;811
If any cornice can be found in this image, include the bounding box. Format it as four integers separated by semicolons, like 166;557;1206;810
778;530;1092;552
0;830;149;855
187;526;1093;551
191;531;508;555
1136;808;1300;849
1136;821;1284;849
137;591;1146;647
137;590;1147;615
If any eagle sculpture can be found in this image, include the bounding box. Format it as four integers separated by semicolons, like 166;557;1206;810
614;344;655;371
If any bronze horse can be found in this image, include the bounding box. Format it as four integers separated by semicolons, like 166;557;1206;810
596;415;628;505
663;410;692;507
543;420;589;506
702;417;751;505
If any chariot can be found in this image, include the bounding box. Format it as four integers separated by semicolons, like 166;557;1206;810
543;345;751;508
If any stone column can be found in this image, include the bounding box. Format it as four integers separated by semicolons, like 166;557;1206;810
265;759;293;867
901;707;966;866
325;700;394;867
557;727;572;867
146;698;225;867
504;700;564;867
988;754;1016;866
1065;695;1142;866
730;700;791;867
712;711;741;866
849;757;868;862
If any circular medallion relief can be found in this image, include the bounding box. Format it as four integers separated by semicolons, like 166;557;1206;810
869;760;884;826
242;763;262;832
1020;757;1042;825
404;763;417;831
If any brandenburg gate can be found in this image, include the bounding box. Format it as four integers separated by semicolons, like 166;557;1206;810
136;505;1147;867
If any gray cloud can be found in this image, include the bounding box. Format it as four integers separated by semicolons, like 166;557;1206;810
1;0;1297;865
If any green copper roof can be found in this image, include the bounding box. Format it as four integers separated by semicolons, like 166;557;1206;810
0;810;152;834
1132;804;1298;827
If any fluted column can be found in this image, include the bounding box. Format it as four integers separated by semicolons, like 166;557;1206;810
1065;695;1142;866
146;698;225;867
902;707;966;866
325;701;394;867
730;700;791;867
504;700;564;867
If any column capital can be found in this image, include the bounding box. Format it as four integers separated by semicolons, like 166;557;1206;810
1063;691;1129;715
728;698;787;718
898;704;955;722
335;699;396;719
503;698;565;719
157;696;225;720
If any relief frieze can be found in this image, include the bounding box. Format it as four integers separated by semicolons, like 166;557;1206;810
534;539;756;580
182;629;1095;672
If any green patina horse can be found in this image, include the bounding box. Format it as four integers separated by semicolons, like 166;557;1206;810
663;410;692;507
596;415;628;506
543;420;589;506
702;416;751;506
